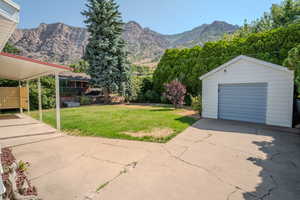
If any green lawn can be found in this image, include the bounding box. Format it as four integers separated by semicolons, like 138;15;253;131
29;105;197;143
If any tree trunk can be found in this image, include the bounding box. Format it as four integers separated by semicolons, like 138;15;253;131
103;88;111;104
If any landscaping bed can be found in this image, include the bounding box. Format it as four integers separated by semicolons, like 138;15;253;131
29;105;198;143
1;148;40;200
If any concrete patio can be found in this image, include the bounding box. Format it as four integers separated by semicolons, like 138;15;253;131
5;118;300;200
0;114;62;148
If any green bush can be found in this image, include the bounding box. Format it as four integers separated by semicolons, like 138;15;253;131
160;95;169;104
29;77;56;110
191;96;202;113
144;90;160;103
184;95;192;106
134;76;162;103
80;96;93;105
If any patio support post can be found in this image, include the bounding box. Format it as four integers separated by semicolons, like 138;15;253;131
26;80;30;113
55;72;61;131
38;77;42;121
18;81;23;114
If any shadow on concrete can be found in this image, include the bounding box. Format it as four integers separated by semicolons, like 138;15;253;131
0;114;20;120
192;119;300;200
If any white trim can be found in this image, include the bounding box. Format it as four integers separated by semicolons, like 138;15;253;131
0;8;18;23
21;70;58;81
199;55;293;80
2;0;20;11
0;0;20;23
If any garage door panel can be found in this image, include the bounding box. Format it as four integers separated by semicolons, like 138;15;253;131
220;101;265;109
219;99;267;105
218;108;267;115
218;83;267;124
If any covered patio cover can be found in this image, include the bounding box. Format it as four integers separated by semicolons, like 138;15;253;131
0;52;72;130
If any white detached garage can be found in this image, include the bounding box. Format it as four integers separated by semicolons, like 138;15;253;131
199;55;294;128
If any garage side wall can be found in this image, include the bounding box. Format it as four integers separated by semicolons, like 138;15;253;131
201;59;294;127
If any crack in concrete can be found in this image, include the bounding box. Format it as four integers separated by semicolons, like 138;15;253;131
255;188;275;200
177;134;212;158
162;146;258;199
30;143;99;181
269;152;280;160
100;142;154;153
84;155;126;166
80;161;138;200
194;134;213;144
251;175;278;200
31;152;87;181
206;141;266;159
163;132;284;200
227;188;239;200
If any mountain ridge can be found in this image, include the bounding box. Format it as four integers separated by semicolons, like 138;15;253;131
9;21;239;66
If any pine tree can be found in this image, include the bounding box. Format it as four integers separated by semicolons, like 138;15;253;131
82;0;131;102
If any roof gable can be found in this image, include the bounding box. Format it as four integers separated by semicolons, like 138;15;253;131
199;55;293;80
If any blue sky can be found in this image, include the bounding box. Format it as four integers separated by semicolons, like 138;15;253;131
13;0;282;34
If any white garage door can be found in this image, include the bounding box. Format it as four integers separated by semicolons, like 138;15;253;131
218;83;268;124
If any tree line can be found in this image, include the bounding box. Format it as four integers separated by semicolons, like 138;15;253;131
153;0;300;98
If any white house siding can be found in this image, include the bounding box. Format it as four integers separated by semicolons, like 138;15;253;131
0;0;19;51
202;59;294;127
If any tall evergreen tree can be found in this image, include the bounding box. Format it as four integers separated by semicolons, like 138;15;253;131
82;0;130;101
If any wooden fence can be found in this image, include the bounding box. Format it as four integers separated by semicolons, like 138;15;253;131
0;87;28;110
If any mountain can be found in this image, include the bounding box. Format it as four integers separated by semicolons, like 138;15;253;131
164;21;239;48
122;21;171;66
10;23;89;64
9;21;238;66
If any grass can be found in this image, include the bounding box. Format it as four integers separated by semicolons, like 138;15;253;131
96;181;109;192
29;105;197;143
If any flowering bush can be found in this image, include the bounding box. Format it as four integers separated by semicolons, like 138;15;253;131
164;80;187;108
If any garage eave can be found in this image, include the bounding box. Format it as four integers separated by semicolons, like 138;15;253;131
199;55;293;80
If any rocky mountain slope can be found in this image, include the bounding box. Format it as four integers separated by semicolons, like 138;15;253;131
10;21;238;66
164;21;238;48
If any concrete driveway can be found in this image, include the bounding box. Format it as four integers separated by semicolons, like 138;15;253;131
12;119;300;200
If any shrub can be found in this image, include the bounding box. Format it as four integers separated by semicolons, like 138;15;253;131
164;80;187;108
80;96;93;105
160;95;169;104
144;90;160;103
191;96;202;113
184;95;192;106
29;77;56;110
134;76;162;103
